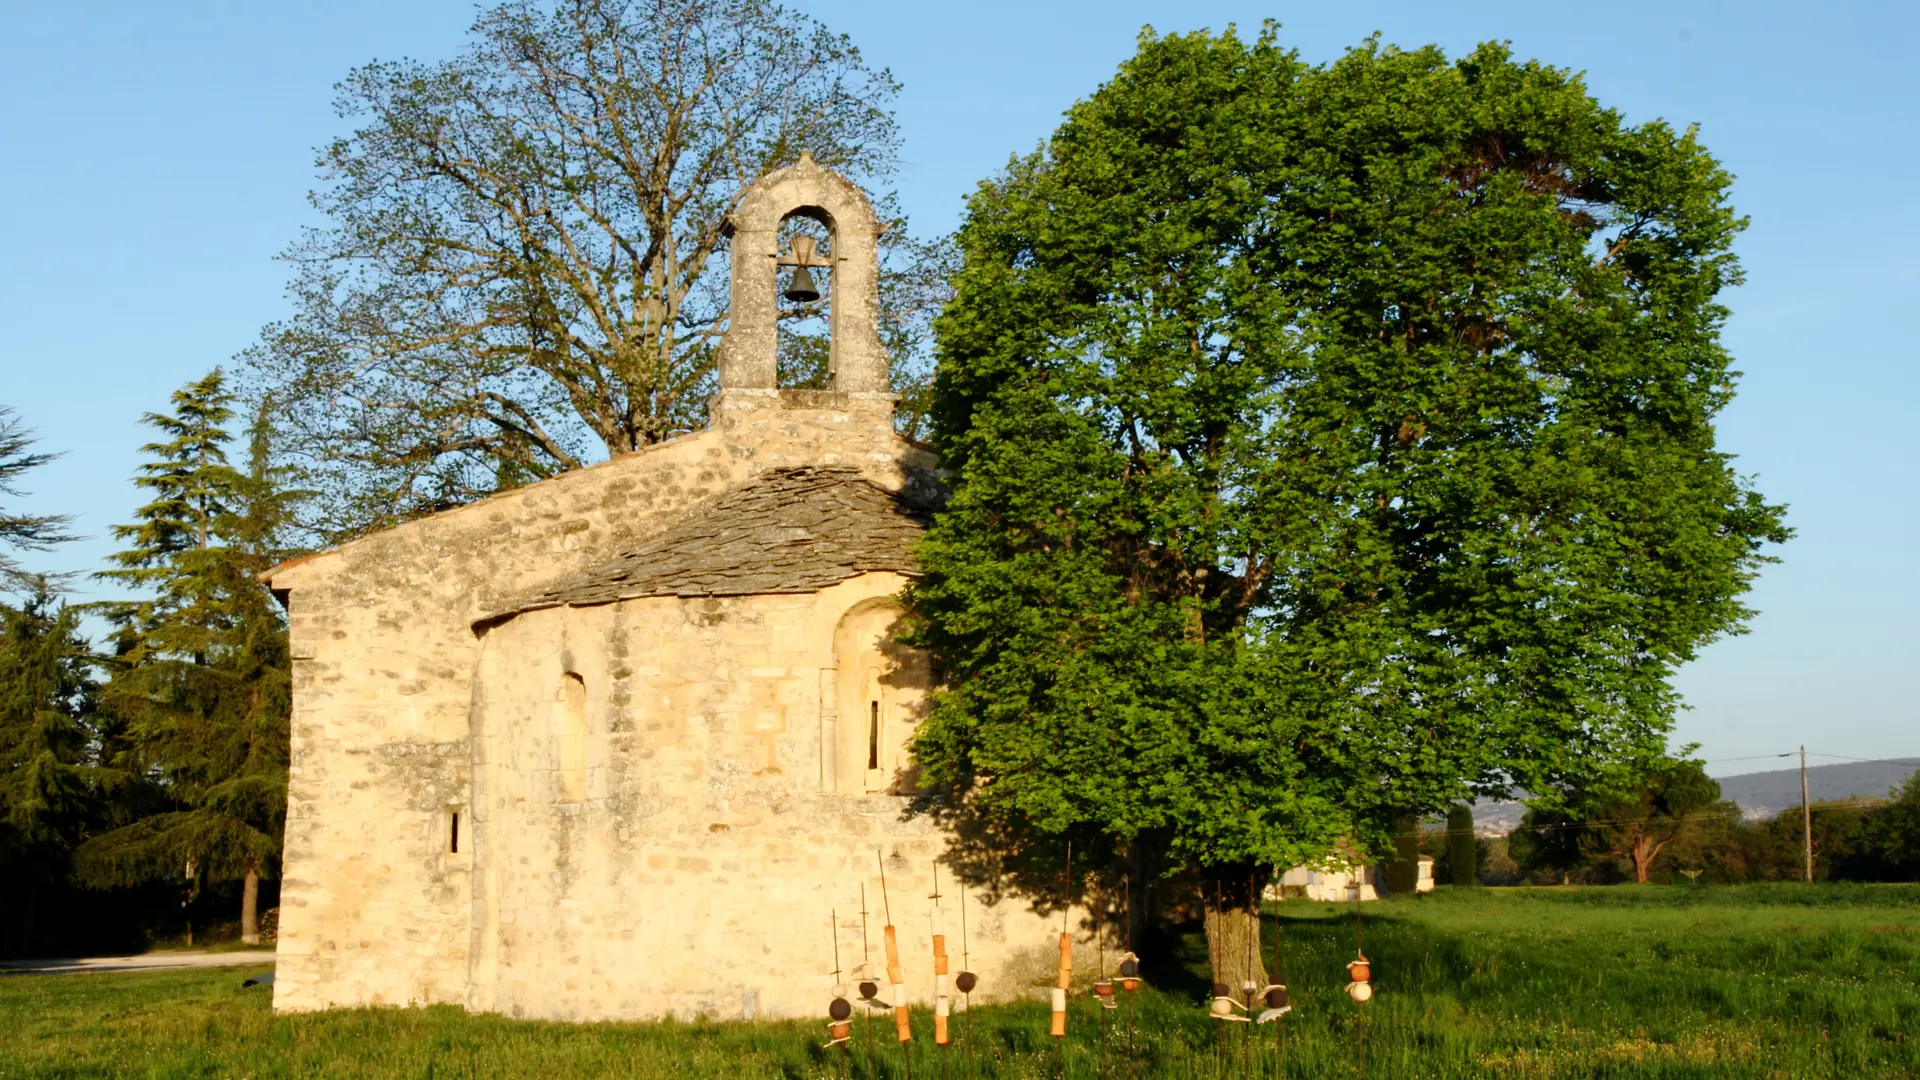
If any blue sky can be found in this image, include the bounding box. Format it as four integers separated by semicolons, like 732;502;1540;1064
0;1;1912;773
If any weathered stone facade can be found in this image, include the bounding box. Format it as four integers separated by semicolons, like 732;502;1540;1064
266;157;1060;1021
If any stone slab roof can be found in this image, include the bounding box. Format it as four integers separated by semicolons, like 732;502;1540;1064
484;466;929;623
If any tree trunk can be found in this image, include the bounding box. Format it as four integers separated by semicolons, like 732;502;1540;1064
240;862;261;946
1630;835;1661;884
1201;874;1268;995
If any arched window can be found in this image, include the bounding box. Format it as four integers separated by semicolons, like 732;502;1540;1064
556;671;587;803
832;601;929;795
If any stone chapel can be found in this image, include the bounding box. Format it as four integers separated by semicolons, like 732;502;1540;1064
263;156;1056;1020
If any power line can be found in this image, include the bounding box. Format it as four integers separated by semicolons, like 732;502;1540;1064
1806;751;1920;768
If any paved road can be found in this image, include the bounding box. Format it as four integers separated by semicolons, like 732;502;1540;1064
0;951;276;976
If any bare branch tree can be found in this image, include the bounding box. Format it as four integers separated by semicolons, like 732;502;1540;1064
245;0;939;540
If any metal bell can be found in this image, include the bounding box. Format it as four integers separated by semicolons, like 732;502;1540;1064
784;264;821;304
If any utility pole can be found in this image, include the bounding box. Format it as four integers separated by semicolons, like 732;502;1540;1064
1800;746;1813;884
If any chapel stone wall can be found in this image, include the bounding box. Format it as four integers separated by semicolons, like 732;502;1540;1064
269;401;935;1013
467;574;1059;1021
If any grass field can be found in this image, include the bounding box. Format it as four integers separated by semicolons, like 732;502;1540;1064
2;884;1915;1078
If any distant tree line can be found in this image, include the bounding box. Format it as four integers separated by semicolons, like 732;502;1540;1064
1421;763;1920;887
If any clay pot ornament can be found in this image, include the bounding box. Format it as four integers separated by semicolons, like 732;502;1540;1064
1209;981;1250;1022
1117;951;1141;992
825;984;853;1046
1345;955;1373;1004
1093;978;1117;1010
1254;984;1291;1024
954;970;978;994
854;964;889;1008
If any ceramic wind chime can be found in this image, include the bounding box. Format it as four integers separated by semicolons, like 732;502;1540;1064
1344;955;1373;1004
1051;846;1073;1042
930;868;952;1049
826;911;854;1051
1209;980;1252;1023
1052;923;1073;1038
1093;973;1117;1011
855;962;885;1007
955;886;979;1078
1254;981;1292;1024
874;852;913;1050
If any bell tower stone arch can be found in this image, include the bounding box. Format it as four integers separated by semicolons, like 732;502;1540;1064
717;153;892;413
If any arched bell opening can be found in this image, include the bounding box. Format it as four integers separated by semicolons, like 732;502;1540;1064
776;208;835;389
717;153;888;398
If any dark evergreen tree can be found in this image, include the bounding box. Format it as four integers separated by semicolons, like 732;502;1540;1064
78;371;300;945
0;595;100;952
1446;804;1478;887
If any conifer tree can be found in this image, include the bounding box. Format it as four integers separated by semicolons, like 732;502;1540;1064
0;405;78;594
1447;804;1478;887
0;595;100;952
78;370;300;945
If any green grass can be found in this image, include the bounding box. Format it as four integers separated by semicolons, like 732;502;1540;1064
1;884;1915;1078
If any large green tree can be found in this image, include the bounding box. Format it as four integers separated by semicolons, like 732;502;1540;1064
1511;760;1731;883
907;28;1787;986
246;0;944;541
78;371;299;945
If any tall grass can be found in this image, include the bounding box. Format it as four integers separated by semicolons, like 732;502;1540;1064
1;884;1914;1078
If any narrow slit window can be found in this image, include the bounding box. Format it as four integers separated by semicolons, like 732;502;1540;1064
557;672;588;803
868;701;881;770
449;810;460;854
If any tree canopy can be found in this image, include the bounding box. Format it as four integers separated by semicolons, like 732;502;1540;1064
1510;759;1730;883
906;26;1787;976
246;0;946;540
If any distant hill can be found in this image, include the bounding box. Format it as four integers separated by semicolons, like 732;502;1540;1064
1463;759;1917;834
1714;760;1917;820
